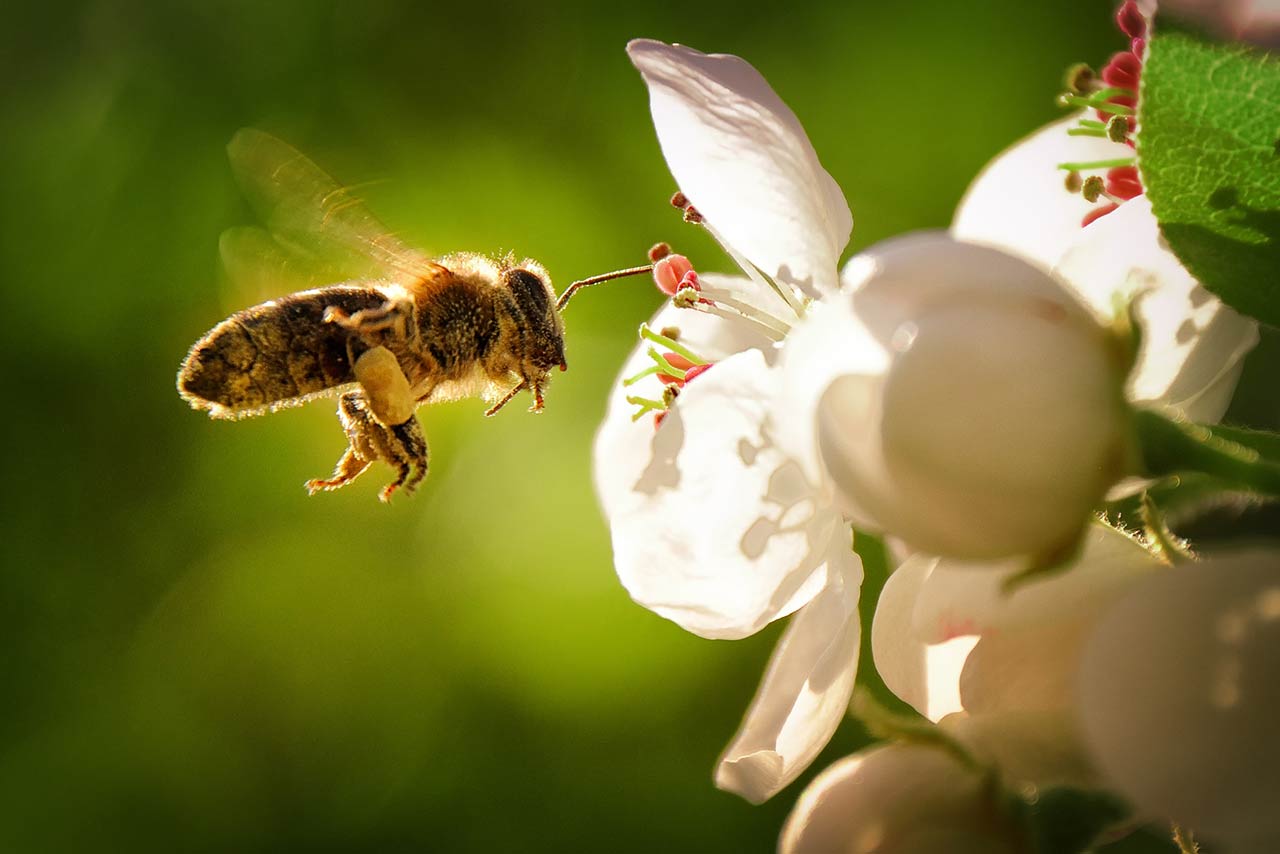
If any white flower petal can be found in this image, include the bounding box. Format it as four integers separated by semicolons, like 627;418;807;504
627;40;851;296
1053;196;1259;422
608;348;839;639
780;744;1024;854
1160;0;1280;46
1078;550;1280;848
952;114;1132;270
716;551;862;803
910;524;1159;643
593;276;775;521
774;297;890;491
871;555;974;723
825;235;1124;560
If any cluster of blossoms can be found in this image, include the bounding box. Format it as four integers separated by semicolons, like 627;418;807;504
593;3;1278;851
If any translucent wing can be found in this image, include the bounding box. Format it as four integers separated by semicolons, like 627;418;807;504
218;225;344;305
226;128;437;285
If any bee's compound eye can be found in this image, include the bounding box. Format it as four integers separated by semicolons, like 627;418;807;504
504;268;552;319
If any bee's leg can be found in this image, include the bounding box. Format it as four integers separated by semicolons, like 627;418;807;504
381;417;429;502
324;295;416;342
304;447;371;495
528;379;546;413
304;391;428;502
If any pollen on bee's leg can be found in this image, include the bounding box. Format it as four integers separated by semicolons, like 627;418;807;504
353;346;415;426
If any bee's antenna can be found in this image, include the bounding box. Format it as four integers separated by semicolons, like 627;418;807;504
556;264;654;312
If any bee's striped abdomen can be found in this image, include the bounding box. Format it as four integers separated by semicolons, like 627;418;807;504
178;285;387;419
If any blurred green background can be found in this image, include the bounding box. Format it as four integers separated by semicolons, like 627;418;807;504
3;1;1270;851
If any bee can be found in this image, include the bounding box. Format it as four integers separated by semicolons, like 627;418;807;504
178;129;649;502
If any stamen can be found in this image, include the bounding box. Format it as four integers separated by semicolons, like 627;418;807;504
648;242;672;262
622;364;661;387
698;283;794;335
646;347;689;381
1116;1;1146;40
698;219;808;318
626;394;666;422
682;206;704;224
639;323;708;365
1064;171;1084;193
653;254;695;296
1082;175;1106;203
1106;165;1144;200
1057;156;1136;172
1106;115;1131;143
680;297;787;342
1064;62;1097;94
670;191;689;209
1058;93;1135;115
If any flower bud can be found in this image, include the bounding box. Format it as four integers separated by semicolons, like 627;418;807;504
819;235;1131;561
1077;550;1280;852
780;744;1024;854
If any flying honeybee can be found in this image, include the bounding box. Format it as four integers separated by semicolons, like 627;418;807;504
178;129;650;501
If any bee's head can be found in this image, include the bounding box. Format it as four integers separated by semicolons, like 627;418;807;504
502;261;568;373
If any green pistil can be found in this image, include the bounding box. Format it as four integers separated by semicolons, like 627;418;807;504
1056;156;1136;172
626;395;666;422
1057;92;1135;116
1077;118;1107;130
646;347;688;380
622;364;661;387
639;323;707;365
1068;127;1109;138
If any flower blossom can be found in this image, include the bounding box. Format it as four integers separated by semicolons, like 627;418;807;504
871;523;1161;790
951;24;1258;425
1078;550;1280;852
594;39;862;804
595;21;1262;805
780;743;1026;854
1160;0;1280;46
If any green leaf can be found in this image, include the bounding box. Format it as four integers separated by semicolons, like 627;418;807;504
1024;787;1131;854
1134;410;1280;495
1138;29;1280;327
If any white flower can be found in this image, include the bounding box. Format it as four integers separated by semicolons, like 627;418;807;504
952;116;1258;425
1077;549;1280;852
1159;0;1280;46
871;524;1161;789
593;39;861;804
780;743;1025;854
815;235;1132;561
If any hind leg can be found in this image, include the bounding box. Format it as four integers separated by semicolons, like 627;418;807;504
305;391;429;502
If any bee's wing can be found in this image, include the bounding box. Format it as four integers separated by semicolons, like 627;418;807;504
218;225;347;304
226;128;437;285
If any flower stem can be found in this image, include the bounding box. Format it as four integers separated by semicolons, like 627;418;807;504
1139;494;1195;564
1134;410;1280;496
